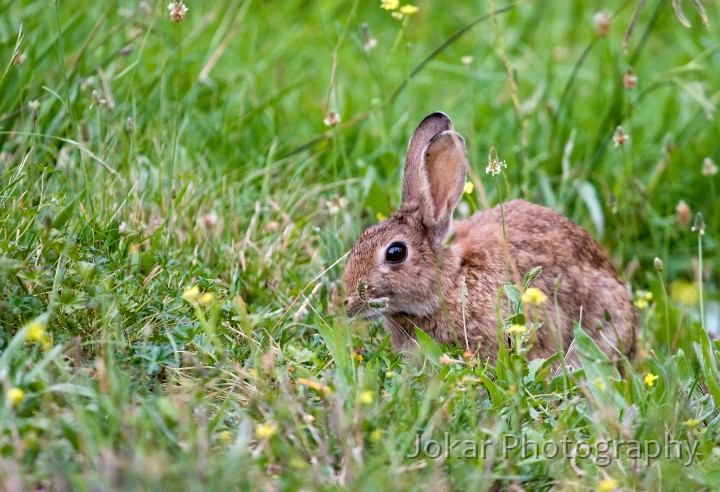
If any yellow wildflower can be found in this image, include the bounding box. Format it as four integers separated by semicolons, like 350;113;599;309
381;0;399;10
217;430;233;444
7;388;25;407
670;280;700;306
26;320;46;343
507;324;527;335
634;290;652;309
182;286;200;302
255;422;277;439
376;212;387;222
297;378;332;394
597;478;619;492
522;287;548;306
683;418;700;427
634;298;649;310
399;4;419;15
370;429;383;442
353;352;364;363
359;390;374;405
199;292;215;306
463;181;475;195
644;373;659;387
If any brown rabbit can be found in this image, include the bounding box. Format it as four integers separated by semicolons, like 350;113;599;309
343;112;635;363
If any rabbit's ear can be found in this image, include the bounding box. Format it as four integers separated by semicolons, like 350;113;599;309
402;112;453;205
418;130;468;244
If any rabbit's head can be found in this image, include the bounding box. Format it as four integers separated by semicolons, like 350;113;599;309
344;113;469;320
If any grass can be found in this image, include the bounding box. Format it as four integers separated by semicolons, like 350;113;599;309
1;0;719;490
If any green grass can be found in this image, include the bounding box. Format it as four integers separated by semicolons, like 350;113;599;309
1;0;719;490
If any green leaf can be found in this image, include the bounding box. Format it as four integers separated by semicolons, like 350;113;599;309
693;338;720;407
53;189;87;230
573;323;624;408
363;167;391;216
415;327;443;366
578;181;604;238
504;284;521;312
479;371;502;406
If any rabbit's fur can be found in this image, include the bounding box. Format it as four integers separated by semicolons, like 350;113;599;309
343;112;636;363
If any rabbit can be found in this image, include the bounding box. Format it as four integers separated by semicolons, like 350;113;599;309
343;112;636;364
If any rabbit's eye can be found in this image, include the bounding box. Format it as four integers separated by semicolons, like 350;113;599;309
385;242;408;263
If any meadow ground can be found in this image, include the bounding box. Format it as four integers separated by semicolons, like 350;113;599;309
1;0;720;490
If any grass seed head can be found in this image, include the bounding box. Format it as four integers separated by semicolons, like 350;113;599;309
323;111;341;127
702;157;718;177
623;68;637;90
486;146;506;175
692;212;706;235
612;126;628;147
168;2;188;23
676;200;691;228
593;11;611;37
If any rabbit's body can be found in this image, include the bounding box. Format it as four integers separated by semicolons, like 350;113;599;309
344;113;636;363
382;199;635;361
